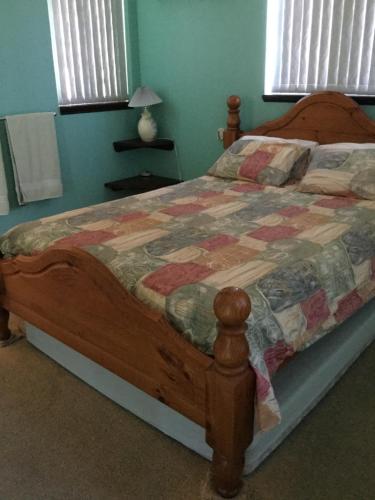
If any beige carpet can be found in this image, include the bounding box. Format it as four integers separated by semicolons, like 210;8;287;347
0;338;374;500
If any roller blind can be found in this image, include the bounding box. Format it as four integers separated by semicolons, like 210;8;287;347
265;0;375;95
48;0;128;107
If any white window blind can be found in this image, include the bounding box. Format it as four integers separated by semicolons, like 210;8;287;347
265;0;375;95
48;0;128;107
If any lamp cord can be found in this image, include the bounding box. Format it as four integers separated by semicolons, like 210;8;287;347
158;137;184;181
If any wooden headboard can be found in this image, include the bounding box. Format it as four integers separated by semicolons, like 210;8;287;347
223;91;375;149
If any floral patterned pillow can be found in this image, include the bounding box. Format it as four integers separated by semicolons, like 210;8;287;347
299;145;375;200
208;139;310;186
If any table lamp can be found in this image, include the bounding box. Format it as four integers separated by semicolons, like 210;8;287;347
129;86;163;142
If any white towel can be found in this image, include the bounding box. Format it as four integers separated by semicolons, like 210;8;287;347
0;142;10;215
5;113;63;204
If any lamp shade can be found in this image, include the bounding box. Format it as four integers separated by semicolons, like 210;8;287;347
129;86;162;108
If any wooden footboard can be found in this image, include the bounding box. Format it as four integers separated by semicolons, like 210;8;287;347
0;248;255;497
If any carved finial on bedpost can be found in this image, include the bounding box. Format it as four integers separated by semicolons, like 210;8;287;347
206;287;255;498
223;96;241;149
213;287;251;374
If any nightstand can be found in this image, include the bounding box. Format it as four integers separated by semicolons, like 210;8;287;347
113;138;174;152
105;138;181;194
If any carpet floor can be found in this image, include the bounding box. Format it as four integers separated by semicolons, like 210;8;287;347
0;338;374;500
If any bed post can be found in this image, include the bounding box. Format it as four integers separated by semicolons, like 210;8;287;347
0;306;13;347
223;96;241;149
206;287;256;498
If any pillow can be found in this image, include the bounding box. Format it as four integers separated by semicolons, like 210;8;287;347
310;142;375;151
208;139;311;186
240;135;319;150
299;143;375;200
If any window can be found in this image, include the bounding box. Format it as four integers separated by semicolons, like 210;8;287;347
265;0;375;97
48;0;129;112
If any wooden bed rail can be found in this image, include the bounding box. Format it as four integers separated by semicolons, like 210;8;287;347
0;249;255;497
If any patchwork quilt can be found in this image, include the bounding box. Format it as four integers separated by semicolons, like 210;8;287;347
1;176;375;431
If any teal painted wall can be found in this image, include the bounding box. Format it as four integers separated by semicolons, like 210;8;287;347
0;0;140;233
136;0;375;180
2;0;375;233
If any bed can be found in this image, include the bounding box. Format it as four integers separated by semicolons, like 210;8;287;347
1;91;375;498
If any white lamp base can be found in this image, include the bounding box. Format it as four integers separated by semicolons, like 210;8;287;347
138;107;157;142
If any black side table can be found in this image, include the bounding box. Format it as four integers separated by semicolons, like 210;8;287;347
105;138;181;194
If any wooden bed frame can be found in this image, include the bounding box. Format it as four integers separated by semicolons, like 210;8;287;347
1;92;375;498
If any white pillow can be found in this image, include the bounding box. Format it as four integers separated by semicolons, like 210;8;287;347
240;135;319;150
313;142;375;151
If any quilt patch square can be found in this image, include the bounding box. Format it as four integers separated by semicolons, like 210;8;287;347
197;234;239;251
239;151;274;180
287;212;331;231
197;194;237;208
249;225;300;242
334;289;363;323
53;230;114;248
264;340;294;375
278;205;309;218
230;183;265;193
115;218;161;236
301;289;330;329
197;190;222;198
315;197;358;209
195;244;259;271
142;263;213;296
114;211;148;223
161;203;204;216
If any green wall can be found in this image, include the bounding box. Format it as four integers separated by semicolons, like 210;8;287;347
136;0;375;180
0;0;140;233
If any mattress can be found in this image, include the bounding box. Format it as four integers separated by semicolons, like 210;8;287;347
2;176;375;430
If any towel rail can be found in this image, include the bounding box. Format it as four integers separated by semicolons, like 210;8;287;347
0;113;57;121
